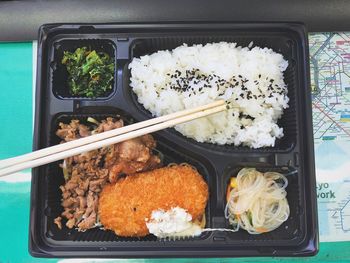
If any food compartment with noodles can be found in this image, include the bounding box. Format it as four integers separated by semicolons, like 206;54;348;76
222;164;303;244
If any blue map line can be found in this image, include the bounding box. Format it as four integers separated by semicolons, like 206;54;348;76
310;33;335;91
340;199;350;231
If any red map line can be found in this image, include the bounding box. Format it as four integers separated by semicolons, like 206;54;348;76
313;102;350;137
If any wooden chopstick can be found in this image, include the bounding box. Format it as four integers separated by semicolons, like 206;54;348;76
0;100;225;170
0;101;227;177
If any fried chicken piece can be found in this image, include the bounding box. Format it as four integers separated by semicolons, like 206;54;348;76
118;137;152;162
99;165;208;237
106;135;161;183
108;155;161;182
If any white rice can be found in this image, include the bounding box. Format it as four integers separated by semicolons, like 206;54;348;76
129;42;289;148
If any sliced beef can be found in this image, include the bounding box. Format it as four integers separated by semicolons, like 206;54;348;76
54;216;62;230
95;117;124;133
56;120;84;142
66;218;76;229
55;117;161;231
78;124;91;137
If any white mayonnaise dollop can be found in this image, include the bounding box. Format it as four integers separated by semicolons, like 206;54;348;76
146;207;202;238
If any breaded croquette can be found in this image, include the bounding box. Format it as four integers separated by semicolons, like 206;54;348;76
99;164;208;237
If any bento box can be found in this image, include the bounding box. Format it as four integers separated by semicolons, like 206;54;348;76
29;23;318;258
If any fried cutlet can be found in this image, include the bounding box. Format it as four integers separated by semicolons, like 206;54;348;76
98;164;208;237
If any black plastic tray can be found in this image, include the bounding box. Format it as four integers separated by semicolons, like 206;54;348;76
30;23;318;258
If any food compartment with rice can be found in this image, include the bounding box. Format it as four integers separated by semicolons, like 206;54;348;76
42;113;214;243
51;39;116;99
221;164;303;245
31;23;317;257
127;35;298;152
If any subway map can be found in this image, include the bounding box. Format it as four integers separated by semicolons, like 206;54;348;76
310;33;350;242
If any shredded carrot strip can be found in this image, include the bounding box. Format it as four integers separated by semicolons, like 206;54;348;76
226;186;232;202
255;227;268;233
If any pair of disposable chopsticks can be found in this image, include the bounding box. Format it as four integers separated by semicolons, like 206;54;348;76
0;100;227;177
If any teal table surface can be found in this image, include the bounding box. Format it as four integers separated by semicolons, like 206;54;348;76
1;41;350;263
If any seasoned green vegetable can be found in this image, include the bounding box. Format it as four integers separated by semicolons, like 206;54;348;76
62;47;114;98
